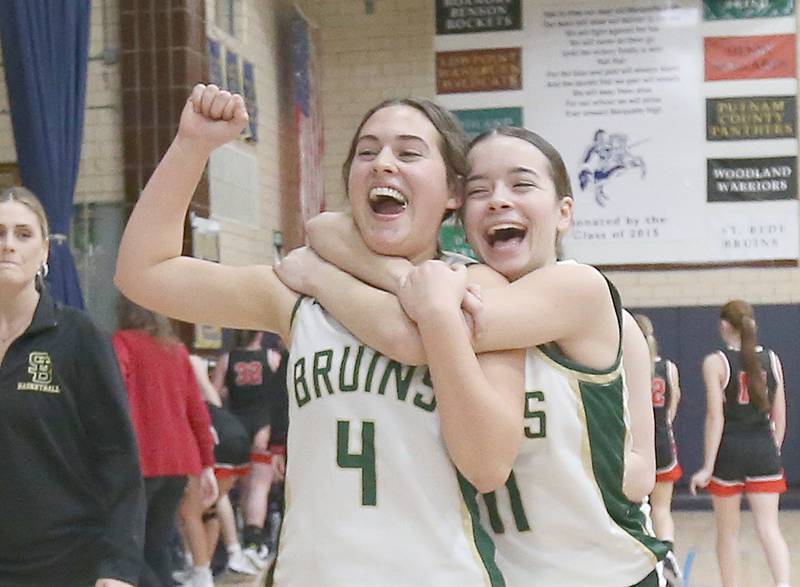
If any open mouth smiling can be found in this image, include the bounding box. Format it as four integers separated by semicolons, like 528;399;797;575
368;186;408;215
486;223;527;248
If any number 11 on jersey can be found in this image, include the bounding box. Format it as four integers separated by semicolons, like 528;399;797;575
337;420;377;506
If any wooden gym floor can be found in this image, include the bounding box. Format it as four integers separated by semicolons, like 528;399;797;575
216;509;800;586
675;509;799;587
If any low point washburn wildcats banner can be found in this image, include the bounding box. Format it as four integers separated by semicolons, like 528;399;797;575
434;0;799;265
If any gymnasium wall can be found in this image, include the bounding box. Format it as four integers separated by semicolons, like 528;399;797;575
303;1;800;307
2;1;800;307
296;0;437;210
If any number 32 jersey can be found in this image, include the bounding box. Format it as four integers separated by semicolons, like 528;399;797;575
272;297;503;587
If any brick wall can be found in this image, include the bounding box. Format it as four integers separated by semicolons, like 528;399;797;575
299;0;436;210
608;266;800;307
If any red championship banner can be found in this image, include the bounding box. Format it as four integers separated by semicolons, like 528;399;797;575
705;34;797;81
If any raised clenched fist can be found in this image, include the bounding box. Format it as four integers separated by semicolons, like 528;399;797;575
176;83;249;152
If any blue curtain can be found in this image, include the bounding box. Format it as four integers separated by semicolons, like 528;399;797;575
0;0;90;307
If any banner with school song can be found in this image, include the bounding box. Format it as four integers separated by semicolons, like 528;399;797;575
434;0;799;266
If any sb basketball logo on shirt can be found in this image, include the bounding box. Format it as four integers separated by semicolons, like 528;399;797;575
17;351;60;394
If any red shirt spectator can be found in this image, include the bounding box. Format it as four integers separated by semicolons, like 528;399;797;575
113;329;214;476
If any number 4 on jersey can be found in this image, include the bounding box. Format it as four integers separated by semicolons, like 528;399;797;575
337;420;377;506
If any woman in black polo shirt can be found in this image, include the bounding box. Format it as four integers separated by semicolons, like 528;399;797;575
0;186;145;587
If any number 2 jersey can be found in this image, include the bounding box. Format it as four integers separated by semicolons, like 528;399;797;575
272;295;503;587
480;274;667;587
652;357;682;481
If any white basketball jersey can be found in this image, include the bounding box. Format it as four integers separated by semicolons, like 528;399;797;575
273;296;503;587
478;279;666;587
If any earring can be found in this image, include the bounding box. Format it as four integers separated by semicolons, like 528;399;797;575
38;262;49;279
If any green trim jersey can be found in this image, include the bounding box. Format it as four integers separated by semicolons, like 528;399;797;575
273;288;502;585
479;270;667;587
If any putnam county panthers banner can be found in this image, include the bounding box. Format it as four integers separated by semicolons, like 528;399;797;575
434;0;799;266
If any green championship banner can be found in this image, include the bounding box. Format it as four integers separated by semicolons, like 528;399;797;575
704;0;794;20
454;107;523;139
439;218;477;260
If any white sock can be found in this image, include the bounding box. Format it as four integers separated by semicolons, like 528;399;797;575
191;564;214;586
227;543;242;555
775;583;790;587
193;563;211;574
